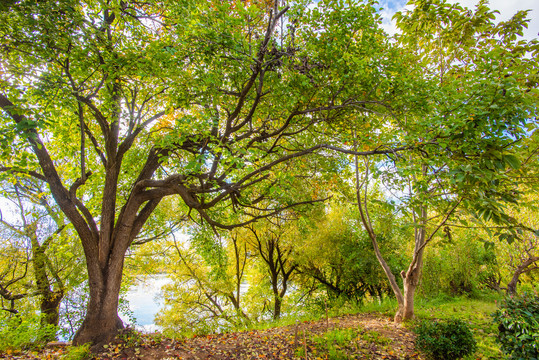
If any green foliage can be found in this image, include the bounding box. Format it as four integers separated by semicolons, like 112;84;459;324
309;327;392;360
0;0;537;346
492;292;539;359
414;319;477;360
357;329;392;346
60;344;91;360
0;314;57;352
312;328;357;360
156;229;252;337
115;328;145;348
420;229;498;297
296;201;405;303
412;294;503;359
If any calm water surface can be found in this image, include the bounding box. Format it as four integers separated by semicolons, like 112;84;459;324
120;274;170;332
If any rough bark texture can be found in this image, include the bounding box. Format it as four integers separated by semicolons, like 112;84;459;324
394;269;421;322
73;259;125;346
32;238;64;335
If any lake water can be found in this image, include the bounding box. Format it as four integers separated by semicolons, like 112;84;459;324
120;274;170;332
119;275;252;332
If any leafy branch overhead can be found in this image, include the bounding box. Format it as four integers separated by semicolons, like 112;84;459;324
0;0;537;348
0;0;422;345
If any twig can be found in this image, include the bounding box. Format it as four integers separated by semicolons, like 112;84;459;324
294;320;298;348
325;298;329;329
303;328;308;360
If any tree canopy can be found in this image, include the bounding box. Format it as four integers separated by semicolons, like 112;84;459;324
0;0;537;348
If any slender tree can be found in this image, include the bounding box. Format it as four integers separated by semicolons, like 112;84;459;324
347;0;538;321
246;216;299;320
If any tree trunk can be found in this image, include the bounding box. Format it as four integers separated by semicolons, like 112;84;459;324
506;256;539;296
273;295;282;320
39;291;63;340
72;259;125;347
394;270;420;322
394;213;427;322
32;235;64;338
506;275;518;296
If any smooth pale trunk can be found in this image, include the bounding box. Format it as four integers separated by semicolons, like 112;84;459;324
394;275;419;322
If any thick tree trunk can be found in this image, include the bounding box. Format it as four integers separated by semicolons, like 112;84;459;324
72;259;125;346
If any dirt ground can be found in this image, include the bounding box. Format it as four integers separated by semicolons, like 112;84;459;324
1;313;424;359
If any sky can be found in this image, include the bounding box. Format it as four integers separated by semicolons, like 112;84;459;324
378;0;539;40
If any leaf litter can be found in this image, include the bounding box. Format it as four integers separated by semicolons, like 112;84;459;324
0;313;424;359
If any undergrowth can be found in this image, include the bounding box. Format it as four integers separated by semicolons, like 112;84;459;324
107;291;507;360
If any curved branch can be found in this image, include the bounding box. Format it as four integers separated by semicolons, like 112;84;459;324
0;167;47;182
0;93;96;248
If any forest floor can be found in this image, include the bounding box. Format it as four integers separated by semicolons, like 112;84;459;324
1;313;423;359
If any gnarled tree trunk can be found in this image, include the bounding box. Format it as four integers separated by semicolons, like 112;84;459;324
73;253;125;346
506;256;539;296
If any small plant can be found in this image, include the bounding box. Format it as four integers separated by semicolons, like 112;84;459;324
358;330;392;346
61;344;91;360
414;318;476;360
116;327;143;347
316;328;357;347
312;328;357;360
492;292;539;360
0;315;57;352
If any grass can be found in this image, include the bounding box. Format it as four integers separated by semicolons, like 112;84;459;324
354;292;505;360
310;328;359;360
60;344;91;360
295;327;394;360
149;291;507;359
414;296;504;359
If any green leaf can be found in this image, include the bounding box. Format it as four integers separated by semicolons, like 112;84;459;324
504;155;521;170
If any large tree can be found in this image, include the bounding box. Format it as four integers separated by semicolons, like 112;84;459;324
0;0;409;345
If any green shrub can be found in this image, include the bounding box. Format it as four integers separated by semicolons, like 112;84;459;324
0;314;57;352
414;319;477;360
492;292;539;360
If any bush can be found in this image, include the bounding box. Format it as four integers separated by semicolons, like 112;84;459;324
492;292;539;360
0;314;57;352
414;319;477;360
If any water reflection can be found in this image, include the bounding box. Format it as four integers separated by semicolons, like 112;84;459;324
121;274;170;332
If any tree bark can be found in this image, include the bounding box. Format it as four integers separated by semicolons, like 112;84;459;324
39;291;63;341
394;268;421;322
506;256;539;296
394;207;427;322
72;254;125;346
273;295;282;320
30;224;65;339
